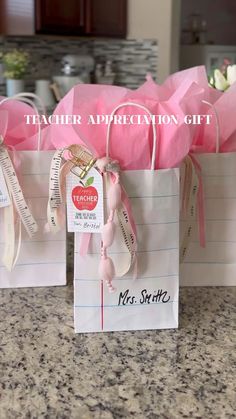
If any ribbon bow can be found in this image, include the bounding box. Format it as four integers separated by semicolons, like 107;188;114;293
47;144;137;291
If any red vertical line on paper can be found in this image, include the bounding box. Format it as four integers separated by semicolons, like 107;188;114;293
101;280;104;331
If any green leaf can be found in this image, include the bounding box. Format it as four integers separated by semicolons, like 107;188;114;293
85;176;94;187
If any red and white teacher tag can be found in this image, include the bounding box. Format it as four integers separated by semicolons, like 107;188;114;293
0;166;11;208
66;167;104;233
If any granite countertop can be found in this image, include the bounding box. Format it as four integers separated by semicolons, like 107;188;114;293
0;285;235;419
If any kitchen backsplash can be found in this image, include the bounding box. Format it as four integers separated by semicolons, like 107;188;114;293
0;36;158;95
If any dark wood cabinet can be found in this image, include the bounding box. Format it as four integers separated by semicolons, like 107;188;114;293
35;0;85;35
85;0;127;37
35;0;127;37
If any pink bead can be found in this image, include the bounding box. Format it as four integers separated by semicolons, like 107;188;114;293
106;282;116;293
99;257;115;282
108;183;121;210
101;221;116;248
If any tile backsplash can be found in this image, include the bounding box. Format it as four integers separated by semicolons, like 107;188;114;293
0;36;158;95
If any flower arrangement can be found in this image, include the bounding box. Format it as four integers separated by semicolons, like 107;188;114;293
2;49;29;79
209;60;236;91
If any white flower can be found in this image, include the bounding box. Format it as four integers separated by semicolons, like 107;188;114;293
214;69;229;91
227;65;236;86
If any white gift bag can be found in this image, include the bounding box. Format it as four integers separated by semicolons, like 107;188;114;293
180;152;236;286
180;101;236;286
73;102;179;333
0;94;66;288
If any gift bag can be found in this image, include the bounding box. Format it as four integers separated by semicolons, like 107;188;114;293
0;94;66;288
180;152;236;286
72;103;179;333
180;102;236;286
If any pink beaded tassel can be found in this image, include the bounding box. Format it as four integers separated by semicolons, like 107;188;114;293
97;157;121;292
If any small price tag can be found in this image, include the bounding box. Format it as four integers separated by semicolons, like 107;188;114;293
66;167;104;233
0;166;11;208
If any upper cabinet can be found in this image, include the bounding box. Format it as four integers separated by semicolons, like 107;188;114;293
85;0;127;37
0;0;127;37
35;0;86;35
35;0;127;37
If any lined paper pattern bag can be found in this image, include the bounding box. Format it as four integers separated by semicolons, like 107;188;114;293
181;101;236;286
0;95;66;288
180;152;236;286
73;103;179;333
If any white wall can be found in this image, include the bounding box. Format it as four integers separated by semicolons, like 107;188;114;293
127;0;181;82
171;0;181;74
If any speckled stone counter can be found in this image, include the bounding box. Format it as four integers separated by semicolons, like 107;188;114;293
0;286;235;419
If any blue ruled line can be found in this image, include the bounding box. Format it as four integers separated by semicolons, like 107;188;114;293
203;174;236;177
104;195;179;199
0;261;66;268
205;219;236;222
183;261;236;265
206;197;236;200
75;300;178;308
74;274;178;282
181;218;236;222
136;221;178;225
129;195;179;198
191;240;236;243
0;239;65;245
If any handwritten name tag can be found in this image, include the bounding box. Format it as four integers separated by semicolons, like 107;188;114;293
66;167;104;233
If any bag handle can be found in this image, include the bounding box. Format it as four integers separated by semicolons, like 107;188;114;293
0;92;46;151
106;101;157;170
202;100;220;153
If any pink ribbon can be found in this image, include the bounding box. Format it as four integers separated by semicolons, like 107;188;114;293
79;159;137;290
79;175;138;259
79;232;92;257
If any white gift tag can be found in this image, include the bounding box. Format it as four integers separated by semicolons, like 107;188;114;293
66;167;104;233
0;166;11;208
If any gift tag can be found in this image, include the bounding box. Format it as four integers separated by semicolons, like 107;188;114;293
66;167;104;233
0;166;11;208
